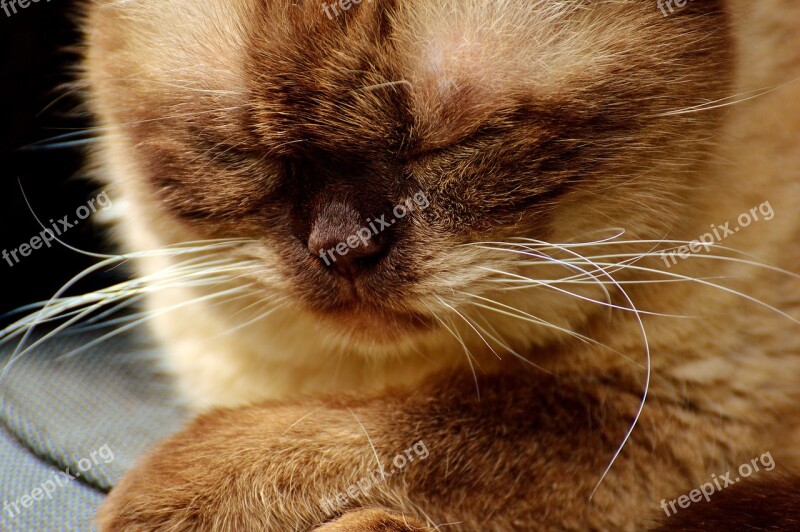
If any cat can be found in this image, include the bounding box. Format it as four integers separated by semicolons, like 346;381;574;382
75;0;800;529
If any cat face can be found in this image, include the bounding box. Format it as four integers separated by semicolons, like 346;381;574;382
86;0;731;346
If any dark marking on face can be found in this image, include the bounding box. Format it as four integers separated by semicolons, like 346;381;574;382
90;0;732;324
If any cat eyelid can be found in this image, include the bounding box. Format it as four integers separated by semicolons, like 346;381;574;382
403;120;513;162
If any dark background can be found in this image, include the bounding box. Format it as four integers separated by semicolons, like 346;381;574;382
0;1;121;322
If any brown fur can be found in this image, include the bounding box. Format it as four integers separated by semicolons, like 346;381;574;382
93;369;745;529
80;0;800;530
656;477;800;531
315;509;428;531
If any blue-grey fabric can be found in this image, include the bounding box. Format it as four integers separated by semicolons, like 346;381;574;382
0;326;188;531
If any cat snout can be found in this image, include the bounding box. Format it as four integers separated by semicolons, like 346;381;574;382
306;196;393;280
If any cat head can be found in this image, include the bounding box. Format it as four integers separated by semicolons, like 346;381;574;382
85;0;731;351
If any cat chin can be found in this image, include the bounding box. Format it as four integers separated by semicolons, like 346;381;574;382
308;307;437;345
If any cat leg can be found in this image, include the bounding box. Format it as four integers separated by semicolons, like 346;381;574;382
314;509;428;531
97;367;766;531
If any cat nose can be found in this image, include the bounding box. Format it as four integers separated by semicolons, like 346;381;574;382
306;198;391;280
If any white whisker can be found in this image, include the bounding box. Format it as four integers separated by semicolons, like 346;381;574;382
478;265;675;318
0;239;261;380
218;297;291;337
57;286;255;360
436;296;502;361
423;301;481;399
461;294;644;370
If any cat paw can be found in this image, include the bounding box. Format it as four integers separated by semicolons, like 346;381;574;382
95;403;433;531
315;509;430;531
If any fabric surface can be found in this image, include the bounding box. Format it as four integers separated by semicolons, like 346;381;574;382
0;324;187;531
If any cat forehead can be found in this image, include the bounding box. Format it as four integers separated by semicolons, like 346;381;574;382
240;1;661;151
393;2;660;148
97;0;712;156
